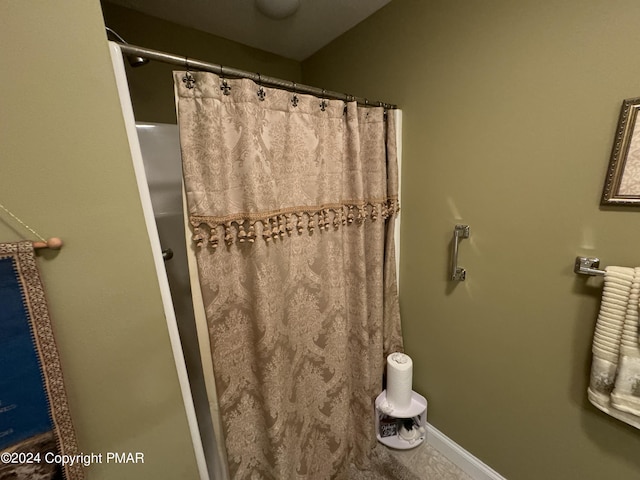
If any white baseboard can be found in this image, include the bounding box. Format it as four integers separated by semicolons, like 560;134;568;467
426;423;507;480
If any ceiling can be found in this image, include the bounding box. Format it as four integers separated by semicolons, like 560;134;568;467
106;0;391;61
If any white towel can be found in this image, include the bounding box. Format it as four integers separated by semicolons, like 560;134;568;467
588;266;640;429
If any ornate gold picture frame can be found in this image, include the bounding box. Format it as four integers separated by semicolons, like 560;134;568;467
602;97;640;205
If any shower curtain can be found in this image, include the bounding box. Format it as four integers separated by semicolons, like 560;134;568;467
174;71;403;479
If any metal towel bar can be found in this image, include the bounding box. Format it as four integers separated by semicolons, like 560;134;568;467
574;256;605;276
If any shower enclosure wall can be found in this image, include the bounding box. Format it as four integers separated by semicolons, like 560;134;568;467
135;123;222;479
109;41;220;480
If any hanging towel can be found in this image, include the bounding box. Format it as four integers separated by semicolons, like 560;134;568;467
588;266;640;429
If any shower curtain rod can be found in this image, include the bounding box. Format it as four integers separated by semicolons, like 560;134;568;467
116;42;397;109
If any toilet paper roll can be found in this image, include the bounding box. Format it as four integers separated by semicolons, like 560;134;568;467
387;352;413;411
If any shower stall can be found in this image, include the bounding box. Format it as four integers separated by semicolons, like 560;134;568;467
108;36;402;480
109;42;222;480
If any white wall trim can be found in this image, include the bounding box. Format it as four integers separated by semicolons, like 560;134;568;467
394;109;402;286
426;423;507;480
109;42;209;480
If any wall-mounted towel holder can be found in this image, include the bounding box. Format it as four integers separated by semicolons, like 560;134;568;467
574;256;605;276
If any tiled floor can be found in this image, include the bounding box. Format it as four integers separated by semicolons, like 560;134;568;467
350;442;472;480
389;442;472;480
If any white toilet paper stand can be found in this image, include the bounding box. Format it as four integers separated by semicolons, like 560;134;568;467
374;390;427;450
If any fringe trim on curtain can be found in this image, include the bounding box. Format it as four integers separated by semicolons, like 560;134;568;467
190;198;399;248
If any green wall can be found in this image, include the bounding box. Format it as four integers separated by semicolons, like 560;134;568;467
8;1;640;479
0;1;199;479
101;2;302;123
303;1;640;479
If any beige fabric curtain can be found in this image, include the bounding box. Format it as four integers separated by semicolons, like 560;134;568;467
174;71;403;479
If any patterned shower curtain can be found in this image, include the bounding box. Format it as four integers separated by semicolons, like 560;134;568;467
174;71;403;479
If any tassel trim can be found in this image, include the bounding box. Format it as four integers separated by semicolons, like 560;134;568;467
189;198;399;248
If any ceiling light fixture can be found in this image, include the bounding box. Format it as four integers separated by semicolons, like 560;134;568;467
255;0;301;20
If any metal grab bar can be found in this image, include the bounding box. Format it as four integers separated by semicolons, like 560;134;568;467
574;256;605;276
450;225;470;281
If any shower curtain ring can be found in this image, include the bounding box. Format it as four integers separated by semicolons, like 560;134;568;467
320;89;327;111
343;94;352;114
257;73;266;101
182;56;195;89
219;66;231;95
291;82;299;107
